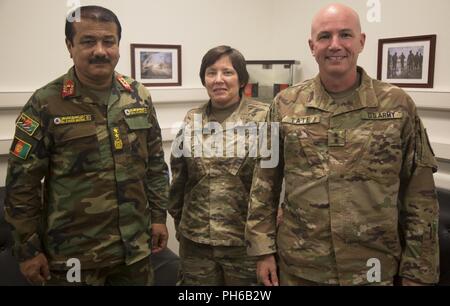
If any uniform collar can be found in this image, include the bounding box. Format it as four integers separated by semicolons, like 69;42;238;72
306;67;379;115
113;72;134;93
61;67;82;99
61;67;133;102
204;96;250;124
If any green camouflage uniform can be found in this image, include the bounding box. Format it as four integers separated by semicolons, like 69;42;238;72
4;67;169;274
169;97;269;285
246;67;439;285
45;257;154;286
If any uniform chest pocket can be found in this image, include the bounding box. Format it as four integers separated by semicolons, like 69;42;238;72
124;115;152;130
222;157;246;176
353;121;402;181
233;156;256;192
283;125;327;179
185;157;207;186
124;115;152;161
51;121;101;173
52;120;97;143
213;155;251;179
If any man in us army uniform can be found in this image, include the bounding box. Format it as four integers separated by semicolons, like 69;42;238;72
4;6;169;285
246;3;439;286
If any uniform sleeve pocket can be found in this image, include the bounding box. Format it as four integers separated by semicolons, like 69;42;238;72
417;123;437;171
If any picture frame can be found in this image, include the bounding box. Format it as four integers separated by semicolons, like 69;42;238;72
377;35;436;88
130;44;182;87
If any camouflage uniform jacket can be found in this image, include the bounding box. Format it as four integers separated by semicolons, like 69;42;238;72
169;97;269;246
246;67;439;285
4;67;169;270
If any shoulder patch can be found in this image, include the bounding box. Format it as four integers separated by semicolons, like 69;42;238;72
16;113;40;136
11;137;32;160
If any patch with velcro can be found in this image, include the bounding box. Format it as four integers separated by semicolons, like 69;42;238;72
16;113;39;136
11;137;32;160
53;114;93;125
361;111;403;120
112;127;123;150
282;115;321;125
124;107;148;117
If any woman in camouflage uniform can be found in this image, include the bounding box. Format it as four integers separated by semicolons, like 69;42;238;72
169;46;270;285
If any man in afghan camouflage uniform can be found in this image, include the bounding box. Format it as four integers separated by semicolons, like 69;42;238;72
4;6;169;285
246;4;439;286
169;46;269;285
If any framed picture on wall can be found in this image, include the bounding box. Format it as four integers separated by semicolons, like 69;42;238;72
377;35;436;88
130;44;182;86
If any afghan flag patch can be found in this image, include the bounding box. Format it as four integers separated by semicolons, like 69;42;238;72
11;137;32;160
16;113;39;136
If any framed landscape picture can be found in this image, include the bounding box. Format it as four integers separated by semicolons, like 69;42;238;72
131;44;182;86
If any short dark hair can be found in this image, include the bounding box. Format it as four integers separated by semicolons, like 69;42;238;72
65;6;122;44
199;45;249;95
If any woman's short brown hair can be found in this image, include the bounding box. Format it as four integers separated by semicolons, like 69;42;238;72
199;46;249;95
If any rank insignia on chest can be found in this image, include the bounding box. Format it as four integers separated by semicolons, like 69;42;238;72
11;137;32;160
62;80;75;98
282;115;321;125
124;107;148;117
16;113;39;136
112;127;123;150
361;111;403;120
53;114;93;125
117;75;133;92
328;129;346;147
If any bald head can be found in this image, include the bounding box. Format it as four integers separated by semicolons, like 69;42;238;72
311;3;362;38
308;3;366;91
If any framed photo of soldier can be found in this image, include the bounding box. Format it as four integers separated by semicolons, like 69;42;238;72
377;35;436;88
130;44;182;87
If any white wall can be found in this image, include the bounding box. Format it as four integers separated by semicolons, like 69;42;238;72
0;0;276;91
1;0;450;254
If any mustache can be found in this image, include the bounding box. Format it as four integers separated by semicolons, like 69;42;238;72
89;57;111;64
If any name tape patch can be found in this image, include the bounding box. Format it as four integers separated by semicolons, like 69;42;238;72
124;108;148;117
282;115;321;125
54;114;93;125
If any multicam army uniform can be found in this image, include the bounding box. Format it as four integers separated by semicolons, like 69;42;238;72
4;67;169;275
246;67;439;285
169;97;269;285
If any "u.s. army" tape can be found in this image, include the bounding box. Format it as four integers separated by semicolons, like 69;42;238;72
361;111;403;120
